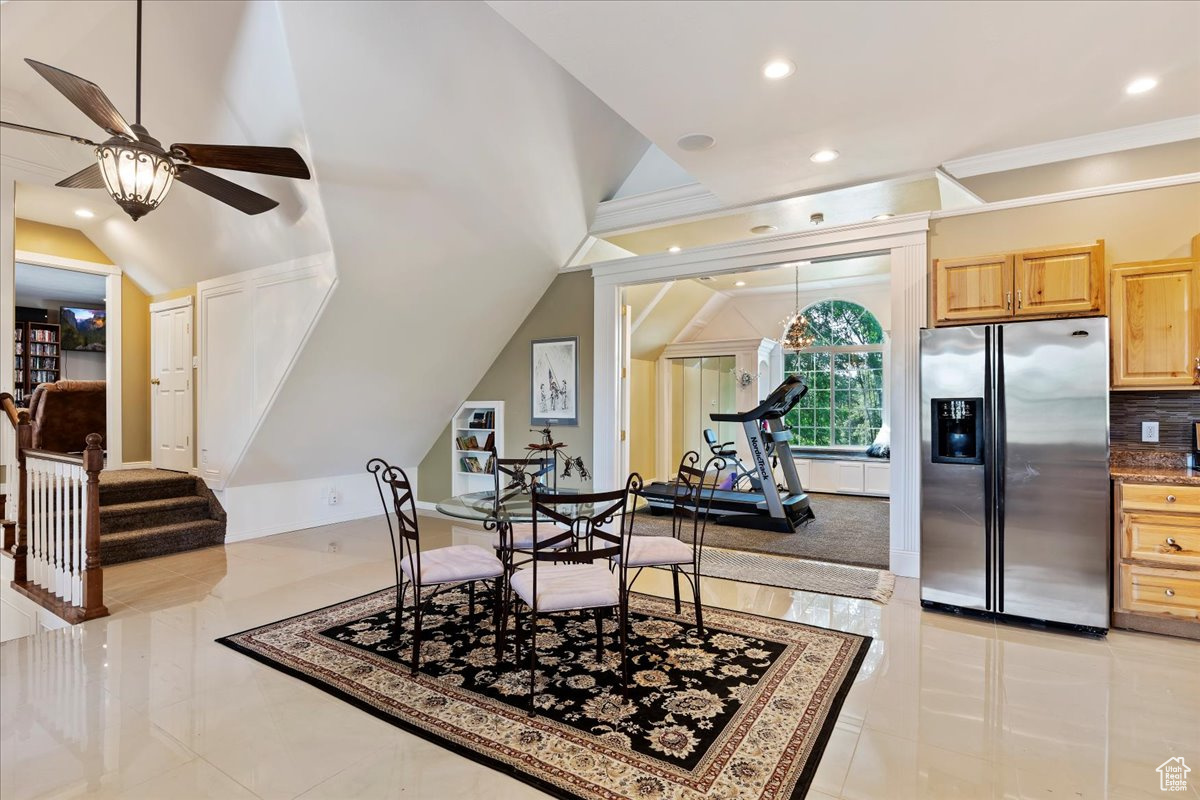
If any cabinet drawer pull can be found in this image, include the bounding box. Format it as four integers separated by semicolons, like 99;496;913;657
1006;291;1012;310
1164;537;1183;552
1016;289;1022;309
1164;588;1176;597
1167;494;1177;503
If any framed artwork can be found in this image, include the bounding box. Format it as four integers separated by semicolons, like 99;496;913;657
531;336;578;426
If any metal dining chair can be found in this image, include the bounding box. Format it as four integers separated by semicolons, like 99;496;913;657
491;456;566;570
507;473;642;715
367;458;504;674
618;452;723;634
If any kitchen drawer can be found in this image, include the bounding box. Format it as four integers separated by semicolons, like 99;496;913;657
1123;512;1200;567
1120;483;1200;514
1120;564;1200;620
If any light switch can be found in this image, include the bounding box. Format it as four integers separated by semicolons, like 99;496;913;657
1142;421;1159;443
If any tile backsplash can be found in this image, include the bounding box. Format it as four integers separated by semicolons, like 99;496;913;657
1110;391;1199;451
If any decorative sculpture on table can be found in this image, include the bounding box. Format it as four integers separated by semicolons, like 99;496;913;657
500;427;589;493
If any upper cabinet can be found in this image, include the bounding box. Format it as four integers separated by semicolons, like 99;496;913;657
1110;258;1200;390
933;240;1105;326
1013;242;1105;318
932;253;1013;324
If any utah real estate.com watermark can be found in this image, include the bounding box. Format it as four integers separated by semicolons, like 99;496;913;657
1158;757;1190;792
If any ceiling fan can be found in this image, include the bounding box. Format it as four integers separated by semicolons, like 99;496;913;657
0;0;310;221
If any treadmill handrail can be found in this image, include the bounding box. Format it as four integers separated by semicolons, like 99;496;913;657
710;376;808;422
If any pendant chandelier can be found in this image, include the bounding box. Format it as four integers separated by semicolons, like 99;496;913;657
779;263;815;351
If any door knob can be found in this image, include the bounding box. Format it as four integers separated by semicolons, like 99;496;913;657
150;378;161;385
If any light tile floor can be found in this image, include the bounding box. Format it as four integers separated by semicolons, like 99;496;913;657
1;514;1197;799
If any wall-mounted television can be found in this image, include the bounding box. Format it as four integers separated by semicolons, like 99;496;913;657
59;307;106;352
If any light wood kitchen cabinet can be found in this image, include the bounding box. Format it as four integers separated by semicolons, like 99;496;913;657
1109;258;1200;389
932;241;1104;326
932;253;1013;324
1113;480;1200;638
1013;242;1105;318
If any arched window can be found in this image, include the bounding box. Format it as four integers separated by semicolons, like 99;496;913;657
784;300;885;448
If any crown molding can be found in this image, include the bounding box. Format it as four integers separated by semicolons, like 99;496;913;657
591;182;726;236
942;116;1200;179
930;172;1200;219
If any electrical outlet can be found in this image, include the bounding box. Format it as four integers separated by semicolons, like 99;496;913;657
1142;421;1159;443
327;488;339;506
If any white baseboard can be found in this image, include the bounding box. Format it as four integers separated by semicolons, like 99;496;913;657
889;549;919;578
217;469;415;543
113;461;154;470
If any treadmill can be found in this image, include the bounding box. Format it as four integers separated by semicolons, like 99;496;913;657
641;376;816;533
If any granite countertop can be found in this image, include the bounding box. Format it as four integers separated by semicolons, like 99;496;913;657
1110;449;1200;486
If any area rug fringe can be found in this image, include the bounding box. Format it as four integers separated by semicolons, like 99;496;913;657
683;547;896;603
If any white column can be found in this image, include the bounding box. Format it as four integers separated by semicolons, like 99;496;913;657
592;279;622;491
888;242;927;578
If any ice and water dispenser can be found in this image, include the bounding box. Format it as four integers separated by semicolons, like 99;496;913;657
930;398;984;465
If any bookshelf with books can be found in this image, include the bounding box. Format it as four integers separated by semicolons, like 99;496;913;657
13;321;60;404
450;400;504;496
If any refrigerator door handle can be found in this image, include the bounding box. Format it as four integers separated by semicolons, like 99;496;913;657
996;325;1006;613
983;327;994;611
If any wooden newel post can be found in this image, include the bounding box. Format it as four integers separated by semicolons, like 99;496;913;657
12;411;32;582
80;433;108;620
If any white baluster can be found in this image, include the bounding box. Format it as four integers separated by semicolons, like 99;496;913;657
54;462;64;599
32;464;43;588
73;464;83;606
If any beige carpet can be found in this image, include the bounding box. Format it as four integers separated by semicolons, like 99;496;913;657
634;492;890;570
680;547;894;603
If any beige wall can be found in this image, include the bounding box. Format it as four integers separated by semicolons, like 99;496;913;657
628;358;657;480
930;182;1200;266
418;271;595;501
14;219;112;264
960;140;1200;203
122;275;151;462
13;218;152;460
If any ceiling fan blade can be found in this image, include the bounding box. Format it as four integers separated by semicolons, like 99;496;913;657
170;143;311;179
56;163;106;189
1;120;97;147
24;59;136;140
175;165;279;215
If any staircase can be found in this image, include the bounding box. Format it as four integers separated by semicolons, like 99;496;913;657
99;470;226;565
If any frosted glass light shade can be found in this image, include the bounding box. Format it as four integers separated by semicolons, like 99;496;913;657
96;143;175;221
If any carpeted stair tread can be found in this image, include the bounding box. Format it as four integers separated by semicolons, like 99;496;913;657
100;519;226;566
100;476;198;505
100;496;212;535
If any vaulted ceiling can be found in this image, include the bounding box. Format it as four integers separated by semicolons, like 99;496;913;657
489;0;1200;204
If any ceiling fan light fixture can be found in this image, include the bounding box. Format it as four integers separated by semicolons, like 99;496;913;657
95;138;175;221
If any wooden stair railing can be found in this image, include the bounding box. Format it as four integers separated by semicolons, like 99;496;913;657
1;393;108;623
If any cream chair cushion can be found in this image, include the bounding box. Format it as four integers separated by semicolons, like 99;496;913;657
614;535;693;567
509;563;620;612
400;545;503;585
490;522;569;551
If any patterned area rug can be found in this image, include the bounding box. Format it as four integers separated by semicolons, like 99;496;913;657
687;547;895;603
218;587;870;800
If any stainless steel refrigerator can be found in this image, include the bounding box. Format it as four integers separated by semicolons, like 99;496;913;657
920;317;1110;633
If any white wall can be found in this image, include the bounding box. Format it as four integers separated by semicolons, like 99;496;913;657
681;281;892;342
197;254;336;488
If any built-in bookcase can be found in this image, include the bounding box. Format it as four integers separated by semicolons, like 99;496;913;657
13;322;60;404
450;400;504;497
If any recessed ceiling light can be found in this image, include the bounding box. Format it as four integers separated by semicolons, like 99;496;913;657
762;59;795;80
668;245;682;254
872;213;894;221
750;224;777;234
74;208;95;219
677;133;716;151
810;149;839;163
1125;76;1158;95
734;280;747;287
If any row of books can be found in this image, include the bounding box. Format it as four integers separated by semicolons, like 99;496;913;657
29;330;58;344
460;455;496;474
467;409;496;429
454;432;496;451
27;343;57;356
29;357;57;369
30;370;58;385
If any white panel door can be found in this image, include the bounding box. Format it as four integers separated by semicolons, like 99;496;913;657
151;302;193;472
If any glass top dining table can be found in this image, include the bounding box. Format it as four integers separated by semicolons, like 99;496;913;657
436;488;647;525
